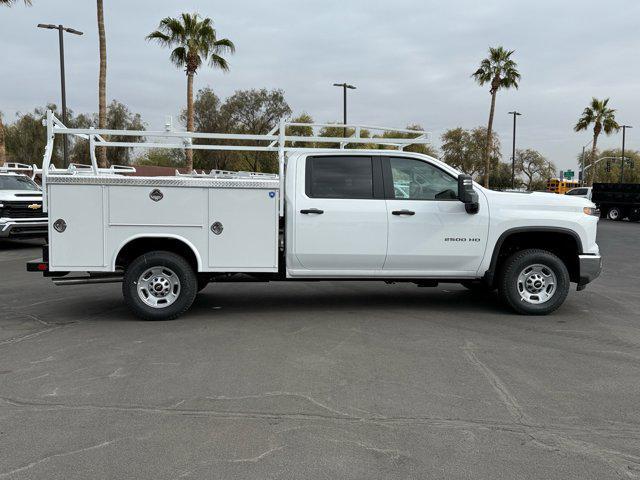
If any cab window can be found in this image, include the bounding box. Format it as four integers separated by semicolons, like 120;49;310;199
306;156;374;199
388;157;457;200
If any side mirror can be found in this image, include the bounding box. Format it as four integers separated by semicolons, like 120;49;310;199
458;174;479;214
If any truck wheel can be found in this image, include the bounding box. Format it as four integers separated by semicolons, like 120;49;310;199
123;251;197;321
498;249;570;315
607;207;621;221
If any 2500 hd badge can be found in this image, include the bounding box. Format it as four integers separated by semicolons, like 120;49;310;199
445;237;481;242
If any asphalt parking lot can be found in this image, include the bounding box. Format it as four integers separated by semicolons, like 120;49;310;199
1;219;639;479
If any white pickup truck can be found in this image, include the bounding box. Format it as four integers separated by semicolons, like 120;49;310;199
28;111;602;319
0;164;47;239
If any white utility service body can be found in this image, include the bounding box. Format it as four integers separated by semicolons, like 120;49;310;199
29;111;602;319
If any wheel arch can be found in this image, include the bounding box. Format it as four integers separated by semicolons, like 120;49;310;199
485;227;583;286
112;234;202;272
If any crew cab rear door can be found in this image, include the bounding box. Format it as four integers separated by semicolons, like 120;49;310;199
382;156;489;276
293;155;387;272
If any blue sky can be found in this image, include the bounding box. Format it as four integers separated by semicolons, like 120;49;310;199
1;0;638;170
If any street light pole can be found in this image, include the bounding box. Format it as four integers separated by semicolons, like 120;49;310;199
38;23;83;167
508;111;521;189
333;83;356;137
620;125;632;183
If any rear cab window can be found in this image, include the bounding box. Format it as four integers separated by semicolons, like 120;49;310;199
305;156;380;199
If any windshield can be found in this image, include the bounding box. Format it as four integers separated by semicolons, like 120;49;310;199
0;175;40;191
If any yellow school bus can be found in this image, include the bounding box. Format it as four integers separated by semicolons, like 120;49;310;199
546;178;580;194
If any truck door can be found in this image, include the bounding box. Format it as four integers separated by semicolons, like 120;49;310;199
293;155;387;272
382;156;489;276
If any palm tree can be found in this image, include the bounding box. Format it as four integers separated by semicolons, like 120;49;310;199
147;13;235;171
96;0;108;167
472;46;521;188
0;0;32;4
574;97;619;185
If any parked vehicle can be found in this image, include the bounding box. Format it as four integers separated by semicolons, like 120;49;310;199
565;187;592;201
0;163;47;239
592;182;640;221
547;178;580;194
28;111;602;319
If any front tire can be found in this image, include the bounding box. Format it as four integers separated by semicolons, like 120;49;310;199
498;249;570;315
607;207;622;221
123;251;197;321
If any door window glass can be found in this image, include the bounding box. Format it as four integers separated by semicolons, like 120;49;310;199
307;156;373;199
389;157;457;200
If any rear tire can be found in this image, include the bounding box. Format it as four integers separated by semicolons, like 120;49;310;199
123;251;197;321
607;207;622;221
498;249;570;315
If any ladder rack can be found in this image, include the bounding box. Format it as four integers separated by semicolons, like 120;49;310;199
40;110;431;215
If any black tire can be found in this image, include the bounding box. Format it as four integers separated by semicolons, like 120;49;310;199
460;280;495;292
607;207;622;221
498;249;570;315
122;251;197;321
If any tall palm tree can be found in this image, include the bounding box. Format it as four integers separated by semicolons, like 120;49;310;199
0;0;32;4
574;97;619;185
472;46;520;188
147;13;235;171
96;0;108;167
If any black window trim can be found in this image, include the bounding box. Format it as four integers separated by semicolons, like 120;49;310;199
381;155;460;202
304;154;384;200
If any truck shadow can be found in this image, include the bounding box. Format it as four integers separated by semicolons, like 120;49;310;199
189;283;510;318
0;238;45;250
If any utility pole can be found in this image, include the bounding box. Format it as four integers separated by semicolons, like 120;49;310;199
38;23;83;167
508;111;521;189
620;125;632;183
333;83;356;137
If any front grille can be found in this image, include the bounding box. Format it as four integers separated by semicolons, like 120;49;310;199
0;201;46;219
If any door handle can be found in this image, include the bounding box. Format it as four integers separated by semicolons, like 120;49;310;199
392;209;415;216
300;208;324;214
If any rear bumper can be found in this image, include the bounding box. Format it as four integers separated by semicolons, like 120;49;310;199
577;254;602;290
0;219;48;238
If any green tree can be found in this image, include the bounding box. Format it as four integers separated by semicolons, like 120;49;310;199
488;162;514;191
96;0;108;167
574;98;619;185
147;13;235;171
472;46;520;188
286;113;315;148
440;126;500;179
4;105;64;167
515;148;556;190
374;124;438;156
587;148;640;184
136;148;185;168
222;88;291;172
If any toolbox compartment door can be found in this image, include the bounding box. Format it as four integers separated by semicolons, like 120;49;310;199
48;184;104;269
208;188;278;271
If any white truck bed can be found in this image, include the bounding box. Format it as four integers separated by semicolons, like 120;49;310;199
46;174;280;273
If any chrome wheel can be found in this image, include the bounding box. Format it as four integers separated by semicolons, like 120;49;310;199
517;264;557;304
136;266;181;309
607;208;621;220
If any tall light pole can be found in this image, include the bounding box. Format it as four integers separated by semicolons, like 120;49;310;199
37;23;83;167
508;111;522;189
620;125;632;183
333;83;356;137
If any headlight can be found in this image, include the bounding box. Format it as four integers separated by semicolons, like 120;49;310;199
583;207;600;217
